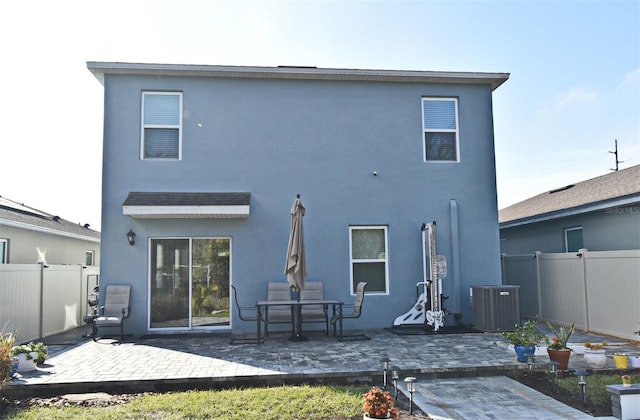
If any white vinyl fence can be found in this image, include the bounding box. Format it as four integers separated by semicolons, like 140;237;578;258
0;264;99;342
502;249;640;341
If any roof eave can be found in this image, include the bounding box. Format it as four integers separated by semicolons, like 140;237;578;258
87;62;509;91
499;194;640;229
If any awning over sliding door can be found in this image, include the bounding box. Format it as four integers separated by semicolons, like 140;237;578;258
122;192;251;219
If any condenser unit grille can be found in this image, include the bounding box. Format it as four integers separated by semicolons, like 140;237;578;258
472;286;520;332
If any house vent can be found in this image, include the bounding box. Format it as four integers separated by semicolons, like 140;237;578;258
549;184;575;194
472;285;520;332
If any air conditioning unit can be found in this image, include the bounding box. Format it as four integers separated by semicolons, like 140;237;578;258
472;285;520;332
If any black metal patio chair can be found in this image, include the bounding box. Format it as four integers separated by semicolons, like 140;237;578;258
330;281;369;341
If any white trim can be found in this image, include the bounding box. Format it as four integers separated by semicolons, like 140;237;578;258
0;219;100;243
140;91;183;160
422;97;460;163
564;226;583;253
85;249;95;266
0;238;7;263
349;225;389;295
88;62;510;91
123;205;250;219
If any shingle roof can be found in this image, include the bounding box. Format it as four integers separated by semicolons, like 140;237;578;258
122;192;251;219
499;164;640;227
122;192;250;206
0;195;100;240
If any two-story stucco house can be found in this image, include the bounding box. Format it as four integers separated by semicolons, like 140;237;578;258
87;62;509;336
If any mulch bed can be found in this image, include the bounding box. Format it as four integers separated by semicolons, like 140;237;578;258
508;369;613;417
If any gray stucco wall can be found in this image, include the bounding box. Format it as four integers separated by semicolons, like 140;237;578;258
499;204;640;255
99;73;503;335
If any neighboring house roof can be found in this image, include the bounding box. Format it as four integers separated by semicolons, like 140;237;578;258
87;62;510;91
499;164;640;228
0;195;100;242
122;192;251;219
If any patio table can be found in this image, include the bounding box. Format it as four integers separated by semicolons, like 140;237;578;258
256;299;343;343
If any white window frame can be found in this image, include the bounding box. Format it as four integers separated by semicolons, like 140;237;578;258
564;226;584;252
422;97;460;163
349;226;389;295
141;91;183;160
0;239;7;263
85;250;95;266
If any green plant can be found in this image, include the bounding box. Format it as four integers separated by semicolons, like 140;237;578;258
362;386;399;419
5;385;368;419
1;327;17;389
500;320;545;346
546;321;576;350
11;341;48;364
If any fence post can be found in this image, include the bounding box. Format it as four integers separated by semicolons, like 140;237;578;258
579;248;590;331
39;262;45;340
534;251;542;319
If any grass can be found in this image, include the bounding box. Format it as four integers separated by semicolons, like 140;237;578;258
555;371;639;406
3;384;367;420
4;372;638;419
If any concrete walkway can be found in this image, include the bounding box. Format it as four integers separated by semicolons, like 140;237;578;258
6;326;637;419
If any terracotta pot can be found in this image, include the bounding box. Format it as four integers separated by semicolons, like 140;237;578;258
547;348;571;370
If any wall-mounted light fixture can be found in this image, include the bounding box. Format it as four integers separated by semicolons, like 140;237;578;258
127;229;136;246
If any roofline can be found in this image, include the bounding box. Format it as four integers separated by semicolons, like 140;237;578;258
0;219;101;243
87;61;510;91
499;194;640;229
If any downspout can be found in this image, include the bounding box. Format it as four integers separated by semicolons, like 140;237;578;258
449;199;461;318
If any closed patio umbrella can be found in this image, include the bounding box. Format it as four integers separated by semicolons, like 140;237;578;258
284;194;306;293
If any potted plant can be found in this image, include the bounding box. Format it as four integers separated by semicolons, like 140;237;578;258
545;321;575;370
584;341;607;368
11;341;48;372
362;386;398;419
500;320;545;362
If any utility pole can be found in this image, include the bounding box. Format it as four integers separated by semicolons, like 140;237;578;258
609;139;623;171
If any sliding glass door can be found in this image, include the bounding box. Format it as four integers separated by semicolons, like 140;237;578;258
149;238;230;330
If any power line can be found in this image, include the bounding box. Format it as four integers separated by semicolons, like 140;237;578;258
501;151;604;189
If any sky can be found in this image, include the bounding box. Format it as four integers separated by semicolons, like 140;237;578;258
1;0;638;230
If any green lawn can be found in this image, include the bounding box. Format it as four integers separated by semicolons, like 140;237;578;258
4;385;366;420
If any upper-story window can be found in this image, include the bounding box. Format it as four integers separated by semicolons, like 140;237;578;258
141;92;182;160
422;98;459;162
